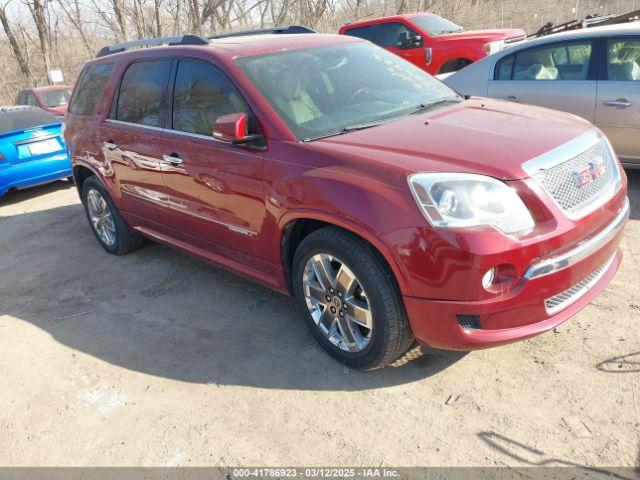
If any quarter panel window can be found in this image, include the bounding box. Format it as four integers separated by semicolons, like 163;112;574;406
171;59;250;137
115;60;172;127
495;55;515;80
511;42;592;81
69;63;113;116
606;38;640;81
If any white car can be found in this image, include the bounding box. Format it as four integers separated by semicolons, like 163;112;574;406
444;23;640;168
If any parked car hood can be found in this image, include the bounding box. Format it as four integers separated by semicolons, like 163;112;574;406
438;28;525;42
308;98;593;181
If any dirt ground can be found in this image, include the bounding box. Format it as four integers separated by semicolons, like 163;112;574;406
0;171;639;469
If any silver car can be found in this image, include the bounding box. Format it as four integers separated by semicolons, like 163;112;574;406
444;23;640;168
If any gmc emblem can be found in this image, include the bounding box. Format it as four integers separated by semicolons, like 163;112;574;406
572;157;606;188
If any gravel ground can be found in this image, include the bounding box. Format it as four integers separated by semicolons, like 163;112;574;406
0;171;638;469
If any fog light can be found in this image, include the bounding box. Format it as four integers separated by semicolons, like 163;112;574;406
457;314;481;330
482;268;495;290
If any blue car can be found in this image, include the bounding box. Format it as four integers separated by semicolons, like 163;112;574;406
0;105;71;196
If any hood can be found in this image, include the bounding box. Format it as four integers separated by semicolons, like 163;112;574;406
438;28;525;43
306;98;593;182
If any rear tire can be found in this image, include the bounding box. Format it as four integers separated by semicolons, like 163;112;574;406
293;227;414;370
81;176;145;255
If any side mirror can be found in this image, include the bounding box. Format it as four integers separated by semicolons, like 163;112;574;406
213;112;260;144
409;34;423;48
398;31;423;49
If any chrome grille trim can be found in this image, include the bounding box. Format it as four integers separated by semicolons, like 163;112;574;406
544;253;616;315
524;197;629;279
523;130;622;220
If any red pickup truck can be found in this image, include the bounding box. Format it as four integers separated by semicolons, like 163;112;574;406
339;13;526;74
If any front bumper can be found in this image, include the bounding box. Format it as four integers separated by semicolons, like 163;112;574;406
403;198;629;350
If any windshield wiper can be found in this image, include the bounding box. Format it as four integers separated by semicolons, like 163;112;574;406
302;120;387;142
407;98;461;115
302;100;461;142
341;120;386;132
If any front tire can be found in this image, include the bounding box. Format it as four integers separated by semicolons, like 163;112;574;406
81;176;145;255
293;227;413;370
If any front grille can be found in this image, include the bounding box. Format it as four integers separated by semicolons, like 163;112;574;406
544;253;616;314
534;139;617;219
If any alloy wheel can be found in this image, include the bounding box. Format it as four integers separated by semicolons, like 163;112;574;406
302;253;373;352
86;188;116;246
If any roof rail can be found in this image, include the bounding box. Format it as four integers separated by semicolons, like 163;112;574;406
208;25;314;40
96;34;209;58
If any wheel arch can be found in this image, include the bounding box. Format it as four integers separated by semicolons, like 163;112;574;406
438;57;474;74
73;164;99;192
279;212;412;298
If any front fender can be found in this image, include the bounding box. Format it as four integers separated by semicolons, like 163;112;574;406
275;164;427;297
277;208;414;297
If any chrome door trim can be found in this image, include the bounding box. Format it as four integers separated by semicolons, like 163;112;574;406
104;118;165;132
524;197;629;280
161;128;263;158
164;128;227;144
122;186;257;236
163;199;258;237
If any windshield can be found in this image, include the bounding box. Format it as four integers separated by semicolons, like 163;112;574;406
38;87;73;108
236;42;459;141
411;15;464;36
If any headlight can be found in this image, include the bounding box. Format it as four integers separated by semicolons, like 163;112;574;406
484;40;505;55
408;173;535;234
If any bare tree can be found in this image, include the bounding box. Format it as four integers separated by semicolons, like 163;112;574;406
111;0;128;39
27;0;52;83
153;0;162;35
0;1;34;83
56;0;93;55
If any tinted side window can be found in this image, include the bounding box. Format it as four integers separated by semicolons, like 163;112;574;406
511;42;592;81
69;63;113;115
378;22;418;48
606;38;640;81
16;92;25;104
172;59;250;137
115;60;172;127
343;25;378;44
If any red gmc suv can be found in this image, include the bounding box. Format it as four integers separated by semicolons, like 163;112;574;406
65;31;629;370
339;13;526;74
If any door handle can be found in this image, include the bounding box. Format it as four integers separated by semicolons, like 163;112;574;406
503;95;519;102
162;154;183;165
103;141;117;150
603;99;633;108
